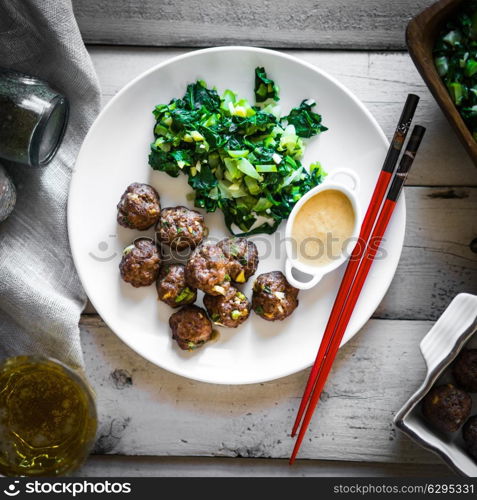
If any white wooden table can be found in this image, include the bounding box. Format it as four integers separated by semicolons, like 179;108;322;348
73;0;477;476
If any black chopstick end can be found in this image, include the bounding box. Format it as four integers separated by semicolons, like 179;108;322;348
387;125;426;202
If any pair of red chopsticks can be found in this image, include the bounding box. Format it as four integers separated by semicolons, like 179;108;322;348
289;94;426;464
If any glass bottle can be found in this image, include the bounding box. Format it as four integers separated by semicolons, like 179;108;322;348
0;356;97;476
0;164;16;222
0;69;69;168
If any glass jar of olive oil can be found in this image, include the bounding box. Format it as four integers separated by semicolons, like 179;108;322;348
0;356;97;476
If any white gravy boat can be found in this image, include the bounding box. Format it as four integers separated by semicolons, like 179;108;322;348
285;168;361;290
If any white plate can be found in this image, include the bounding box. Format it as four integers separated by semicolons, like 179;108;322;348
68;47;405;385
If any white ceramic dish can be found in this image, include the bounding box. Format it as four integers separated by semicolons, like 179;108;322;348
395;293;477;476
68;46;406;385
285;168;361;290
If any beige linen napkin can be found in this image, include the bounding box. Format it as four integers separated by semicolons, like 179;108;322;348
0;0;101;367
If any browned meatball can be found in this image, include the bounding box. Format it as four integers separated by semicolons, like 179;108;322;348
169;305;213;351
422;384;472;433
185;243;231;296
252;271;299;321
453;349;477;392
218;237;258;283
463;415;477;460
156;264;197;308
204;287;250;328
117;183;160;230
157;206;206;250
119;238;161;287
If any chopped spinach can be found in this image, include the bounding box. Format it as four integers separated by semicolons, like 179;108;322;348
434;1;477;140
284;100;328;138
149;68;327;235
255;67;280;102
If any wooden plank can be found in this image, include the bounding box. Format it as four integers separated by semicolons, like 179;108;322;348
74;0;431;50
80;315;442;463
80;184;477;321
76;455;455;477
88;47;477;188
377;186;477;321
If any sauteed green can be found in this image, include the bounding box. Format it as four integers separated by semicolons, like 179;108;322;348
434;1;477;140
149;68;327;235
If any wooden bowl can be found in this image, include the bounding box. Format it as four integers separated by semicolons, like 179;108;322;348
407;0;477;166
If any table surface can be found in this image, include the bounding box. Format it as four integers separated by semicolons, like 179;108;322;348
72;0;477;476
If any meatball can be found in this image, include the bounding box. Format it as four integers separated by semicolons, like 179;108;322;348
169;305;213;351
204;287;251;328
218;237;258;283
117;183;160;230
185;243;231;296
453;349;477;392
157;206;206;250
463;415;477;460
156;264;197;308
252;271;299;321
119;238;161;287
422;384;472;433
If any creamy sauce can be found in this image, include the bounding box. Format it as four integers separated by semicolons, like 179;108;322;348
292;189;355;267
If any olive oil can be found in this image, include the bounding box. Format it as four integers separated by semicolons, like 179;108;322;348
0;356;97;476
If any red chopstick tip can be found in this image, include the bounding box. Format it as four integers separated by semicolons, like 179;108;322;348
289;430;306;464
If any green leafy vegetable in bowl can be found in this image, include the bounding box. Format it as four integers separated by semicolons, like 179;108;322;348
434;1;477;141
149;67;327;235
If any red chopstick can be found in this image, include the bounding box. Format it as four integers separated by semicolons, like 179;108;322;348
291;94;419;439
290;125;426;464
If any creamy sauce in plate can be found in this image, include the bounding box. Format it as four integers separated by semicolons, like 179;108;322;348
292;189;355;267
